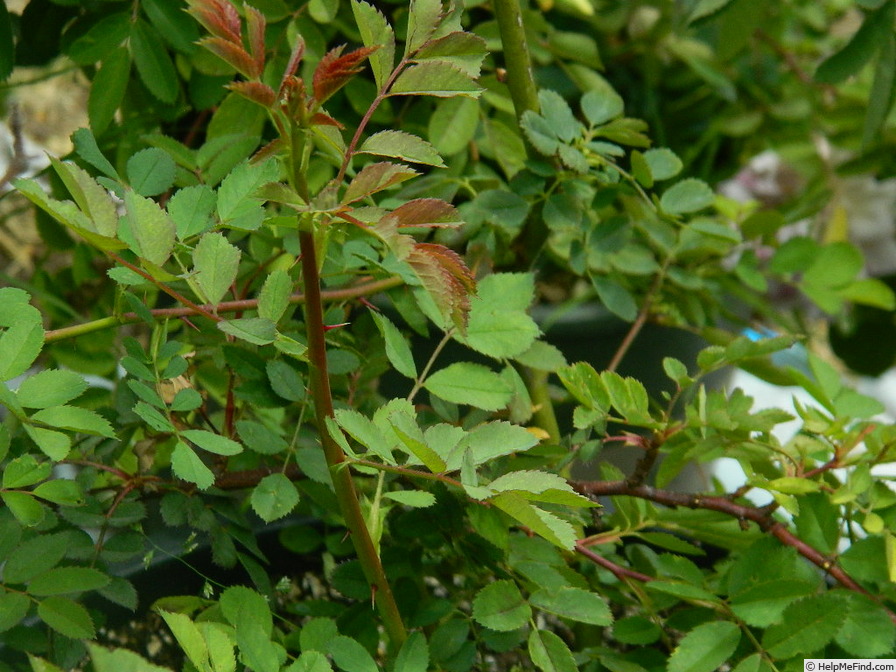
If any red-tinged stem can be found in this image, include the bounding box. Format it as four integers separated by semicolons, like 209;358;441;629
573;479;896;623
44;277;405;343
298;229;407;646
107;251;221;322
575;541;653;583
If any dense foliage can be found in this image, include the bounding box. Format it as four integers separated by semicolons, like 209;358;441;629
1;1;896;671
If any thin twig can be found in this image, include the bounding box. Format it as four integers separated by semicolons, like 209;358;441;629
572;479;896;623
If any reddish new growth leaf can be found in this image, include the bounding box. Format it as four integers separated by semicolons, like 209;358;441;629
278;38;306;99
201;37;260;79
245;5;267;77
312;45;380;105
187;0;241;43
390;199;462;228
408;243;477;331
310;112;344;129
229;81;276;107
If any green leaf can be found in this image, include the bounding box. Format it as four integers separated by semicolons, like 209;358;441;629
372;312;416;378
529;587;612;625
864;29;896;146
463;273;540;359
217;317;277;345
49;157;119;237
217;158;280;224
3;454;52;488
688;0;736;23
454;421;539;470
0;593;31;633
660;178;715;215
471;579;531;631
169;185;217;240
123;190;176;266
538;90;582;142
159;610;209;672
383;490;436;508
3;532;69;583
390;61;481;97
591;276;637;321
343;162;419;203
37;596;95;639
29;567;110;596
221;585;273;635
327;634;379;672
429;97;479;155
490;492;576;549
815;3;892;84
130;19;178;103
192;232;241;305
181;429;242;456
668;621;740;672
251;473;300;522
24;424;72;461
88;46;130;134
729;579;818;627
644;147;683;181
31;405;116;438
142;0;199;53
127;147;177;197
237;419;289;455
32;480;86;507
630;150;653;187
612;616;662;645
394;631;429;672
392;423;447;473
835;593;896;657
581;88;624;126
87;644;174;672
72;128;120;180
351;0;395;90
520;112;559;155
406;0;442;53
424;362;513;411
761;593;850;657
171;441;215;490
528;629;577;672
258;269;294;323
0;287;44;381
359;130;445;166
287;651;334;672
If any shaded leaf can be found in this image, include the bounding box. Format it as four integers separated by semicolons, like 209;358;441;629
668;622;740;672
472;580;530;631
359;130;445;166
130;19;178;103
37;596;95;639
127;147;177;197
251;473;300;522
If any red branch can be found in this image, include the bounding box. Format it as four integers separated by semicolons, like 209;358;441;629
572;479;896;624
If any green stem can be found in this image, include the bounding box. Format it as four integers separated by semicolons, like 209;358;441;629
298;230;407;647
493;0;540;121
517;365;561;444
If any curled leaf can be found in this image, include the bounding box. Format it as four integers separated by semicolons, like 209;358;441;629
313;44;380;104
186;0;241;43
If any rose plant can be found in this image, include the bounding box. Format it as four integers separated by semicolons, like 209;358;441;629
1;1;896;672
